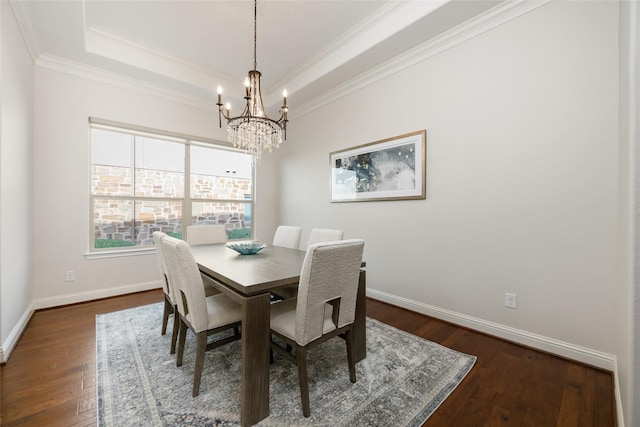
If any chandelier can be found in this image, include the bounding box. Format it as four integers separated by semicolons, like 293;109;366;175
216;0;288;165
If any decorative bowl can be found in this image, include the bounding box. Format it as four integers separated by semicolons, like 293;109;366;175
226;241;267;255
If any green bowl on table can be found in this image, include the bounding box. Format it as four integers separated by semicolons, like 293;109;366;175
226;241;267;255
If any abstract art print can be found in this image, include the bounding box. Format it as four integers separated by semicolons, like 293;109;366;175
330;130;426;202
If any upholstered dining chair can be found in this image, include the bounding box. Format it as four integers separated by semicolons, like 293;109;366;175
272;225;302;249
186;225;227;296
162;235;243;397
306;228;344;248
272;227;345;301
269;239;365;417
186;224;227;245
152;231;180;354
270;225;304;300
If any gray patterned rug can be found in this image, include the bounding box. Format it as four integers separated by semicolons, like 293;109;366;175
97;303;475;426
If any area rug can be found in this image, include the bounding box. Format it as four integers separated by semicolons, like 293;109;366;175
96;303;475;426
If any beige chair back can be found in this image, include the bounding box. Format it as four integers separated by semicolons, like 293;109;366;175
162;236;209;333
273;225;302;249
186;225;227;245
295;239;364;346
152;231;174;302
307;228;344;248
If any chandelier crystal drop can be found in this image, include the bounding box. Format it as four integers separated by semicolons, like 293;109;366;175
217;0;288;166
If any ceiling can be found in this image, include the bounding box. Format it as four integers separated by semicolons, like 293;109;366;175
10;0;504;115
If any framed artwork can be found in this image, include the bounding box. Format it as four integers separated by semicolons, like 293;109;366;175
330;130;426;202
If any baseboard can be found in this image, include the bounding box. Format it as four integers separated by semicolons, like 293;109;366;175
369;288;629;423
1;281;162;363
613;358;625;427
32;281;162;310
1;300;35;364
367;288;617;371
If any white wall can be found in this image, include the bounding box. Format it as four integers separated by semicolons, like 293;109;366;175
617;1;636;424
1;2;35;361
31;67;278;307
627;1;640;424
254;149;280;244
281;0;620;362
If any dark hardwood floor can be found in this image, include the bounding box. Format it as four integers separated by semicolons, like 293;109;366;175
0;289;615;426
367;299;615;427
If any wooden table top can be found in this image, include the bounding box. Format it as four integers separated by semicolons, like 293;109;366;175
190;243;307;296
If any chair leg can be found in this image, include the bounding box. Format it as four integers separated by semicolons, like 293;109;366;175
192;331;207;397
162;298;172;335
345;329;356;383
296;345;311;418
170;306;180;354
176;317;188;367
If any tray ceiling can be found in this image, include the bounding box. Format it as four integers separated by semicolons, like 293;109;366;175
10;0;504;112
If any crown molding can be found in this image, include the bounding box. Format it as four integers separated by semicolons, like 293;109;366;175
83;26;239;94
293;0;552;119
8;0;42;64
274;0;448;100
79;0;240;97
27;0;551;119
36;53;217;111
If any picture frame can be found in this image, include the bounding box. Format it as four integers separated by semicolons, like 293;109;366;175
330;130;426;202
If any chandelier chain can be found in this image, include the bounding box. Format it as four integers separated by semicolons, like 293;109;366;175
253;0;257;71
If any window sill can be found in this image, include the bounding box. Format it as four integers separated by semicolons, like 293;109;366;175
84;247;156;260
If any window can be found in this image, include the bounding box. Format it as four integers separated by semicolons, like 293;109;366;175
89;120;253;252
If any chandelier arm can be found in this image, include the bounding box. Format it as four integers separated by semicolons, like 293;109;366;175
272;113;286;125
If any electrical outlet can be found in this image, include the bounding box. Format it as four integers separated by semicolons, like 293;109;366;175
505;292;517;309
65;270;75;282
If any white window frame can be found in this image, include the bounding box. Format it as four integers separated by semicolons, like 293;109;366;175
86;118;255;259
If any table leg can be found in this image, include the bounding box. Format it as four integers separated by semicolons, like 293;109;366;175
240;293;271;427
353;269;367;362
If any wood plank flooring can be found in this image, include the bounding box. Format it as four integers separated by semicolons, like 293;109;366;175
1;290;161;427
0;290;615;426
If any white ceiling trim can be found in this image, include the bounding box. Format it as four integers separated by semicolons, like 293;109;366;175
26;0;552;122
293;0;553;119
79;1;450;108
83;26;238;93
273;0;450;96
8;0;42;64
36;53;217;110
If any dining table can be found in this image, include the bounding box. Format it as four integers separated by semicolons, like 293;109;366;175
190;243;367;427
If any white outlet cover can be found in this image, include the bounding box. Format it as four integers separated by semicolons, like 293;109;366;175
505;293;517;309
